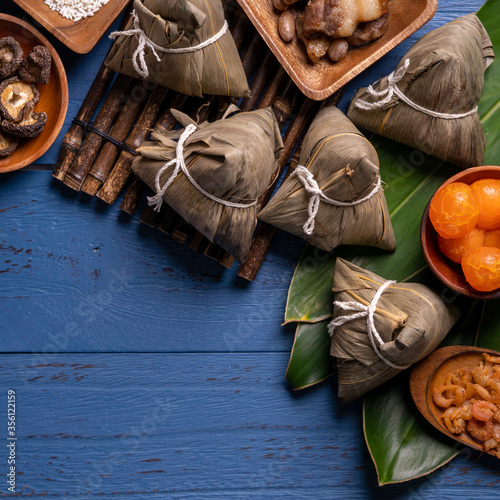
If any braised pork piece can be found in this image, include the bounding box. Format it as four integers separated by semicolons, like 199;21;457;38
275;0;389;63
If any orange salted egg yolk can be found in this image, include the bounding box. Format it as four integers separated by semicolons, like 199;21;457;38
429;182;480;239
471;178;500;230
437;227;486;264
485;229;500;248
461;246;500;292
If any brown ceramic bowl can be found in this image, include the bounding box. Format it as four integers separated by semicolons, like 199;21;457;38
421;165;500;300
0;14;68;173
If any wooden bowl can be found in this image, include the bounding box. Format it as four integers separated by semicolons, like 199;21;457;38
237;0;438;100
0;14;68;174
410;345;500;458
421;166;500;300
11;0;130;54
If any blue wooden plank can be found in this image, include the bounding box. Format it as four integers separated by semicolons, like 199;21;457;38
0;171;304;352
0;353;499;498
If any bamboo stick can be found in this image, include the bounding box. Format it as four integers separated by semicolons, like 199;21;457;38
200;43;280;264
119;93;193;215
120;175;146;215
81;80;153;196
53;64;114;181
239;51;278;112
63;74;133;191
96;86;169;204
237;91;345;281
139;204;165;228
52;7;132;181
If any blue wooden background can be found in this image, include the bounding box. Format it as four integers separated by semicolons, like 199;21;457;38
2;0;500;497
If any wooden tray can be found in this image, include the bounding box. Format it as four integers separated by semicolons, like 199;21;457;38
237;0;438;100
11;0;130;54
0;14;68;173
410;346;500;458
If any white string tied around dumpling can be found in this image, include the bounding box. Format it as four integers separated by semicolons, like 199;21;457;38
147;124;258;212
328;280;411;370
292;165;381;236
110;9;229;78
354;58;478;119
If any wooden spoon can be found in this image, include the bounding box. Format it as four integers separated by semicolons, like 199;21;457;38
410;345;500;458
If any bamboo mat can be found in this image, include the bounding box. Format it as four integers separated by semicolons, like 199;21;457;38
53;1;341;280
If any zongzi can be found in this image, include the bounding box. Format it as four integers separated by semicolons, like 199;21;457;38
105;0;250;98
258;106;395;252
329;258;460;402
132;106;283;263
347;13;495;169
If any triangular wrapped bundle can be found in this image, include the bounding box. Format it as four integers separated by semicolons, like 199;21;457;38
105;0;250;98
132;107;283;262
258;107;395;252
347;13;494;169
329;258;460;403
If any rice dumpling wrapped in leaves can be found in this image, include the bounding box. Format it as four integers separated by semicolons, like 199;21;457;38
105;0;250;98
132;106;283;262
347;13;494;169
258;106;395;252
329;258;460;402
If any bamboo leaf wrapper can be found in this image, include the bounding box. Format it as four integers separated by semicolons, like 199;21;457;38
105;0;250;98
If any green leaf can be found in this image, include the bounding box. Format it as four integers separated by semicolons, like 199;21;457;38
364;372;459;486
284;145;456;324
286;0;500;477
285;320;335;389
475;300;500;349
284;247;336;323
364;298;484;485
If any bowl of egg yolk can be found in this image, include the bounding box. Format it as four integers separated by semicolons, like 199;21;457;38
421;166;500;299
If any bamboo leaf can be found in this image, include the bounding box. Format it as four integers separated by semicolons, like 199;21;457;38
474;300;500;349
284;146;457;324
286;320;335;389
284;247;336;324
364;372;459;486
286;0;500;480
364;298;484;485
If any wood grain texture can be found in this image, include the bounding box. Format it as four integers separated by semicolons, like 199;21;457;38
237;0;437;100
11;0;130;53
1;353;500;498
410;346;500;457
0;172;304;352
0;14;68;173
1;0;498;497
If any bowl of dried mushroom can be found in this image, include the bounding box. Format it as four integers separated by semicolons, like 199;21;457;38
0;14;68;173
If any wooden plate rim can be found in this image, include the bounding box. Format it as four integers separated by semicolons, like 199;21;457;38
11;0;130;54
0;13;68;174
410;345;500;457
237;0;438;100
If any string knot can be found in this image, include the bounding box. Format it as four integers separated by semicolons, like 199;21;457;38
354;58;478;119
328;280;410;370
147;124;197;212
292;164;381;236
146;124;258;212
110;10;229;79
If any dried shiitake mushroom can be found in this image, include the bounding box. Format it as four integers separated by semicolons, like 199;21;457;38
0;37;23;79
0;129;18;157
2;101;47;139
19;45;52;84
0;76;39;123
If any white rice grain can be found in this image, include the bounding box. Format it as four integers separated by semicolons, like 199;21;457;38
44;0;110;22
